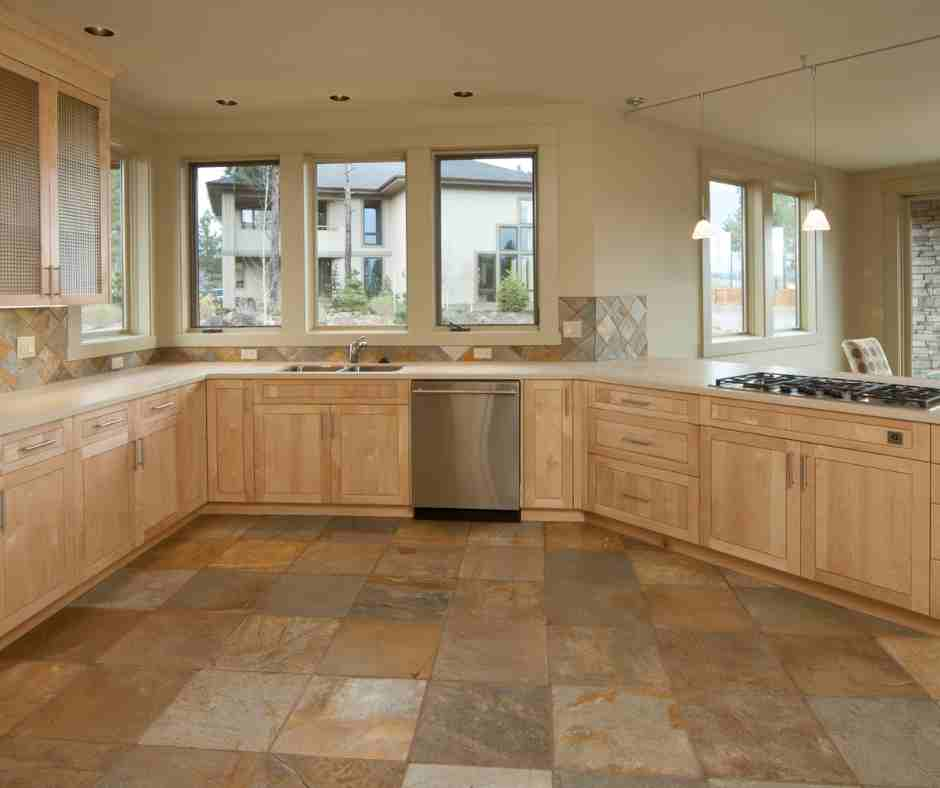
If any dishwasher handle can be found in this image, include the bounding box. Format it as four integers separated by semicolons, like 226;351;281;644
413;388;518;395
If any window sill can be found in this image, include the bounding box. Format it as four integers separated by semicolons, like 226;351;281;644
67;333;157;362
704;330;820;358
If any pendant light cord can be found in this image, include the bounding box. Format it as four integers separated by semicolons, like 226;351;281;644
811;65;819;204
699;92;707;217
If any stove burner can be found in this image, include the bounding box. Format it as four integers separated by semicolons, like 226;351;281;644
714;373;940;410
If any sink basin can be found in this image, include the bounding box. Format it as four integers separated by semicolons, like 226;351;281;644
281;364;346;373
342;364;404;373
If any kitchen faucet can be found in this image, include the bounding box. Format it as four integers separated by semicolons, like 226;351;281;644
346;337;368;365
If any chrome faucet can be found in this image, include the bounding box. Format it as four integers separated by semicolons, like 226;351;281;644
346;337;368;365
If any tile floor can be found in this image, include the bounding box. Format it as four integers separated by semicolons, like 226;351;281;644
0;515;939;786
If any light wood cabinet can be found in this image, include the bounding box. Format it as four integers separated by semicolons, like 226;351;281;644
254;404;332;504
802;444;931;614
701;427;801;574
332;404;410;505
0;453;78;622
177;382;207;516
523;380;572;509
208;380;253;502
133;423;178;543
79;434;133;578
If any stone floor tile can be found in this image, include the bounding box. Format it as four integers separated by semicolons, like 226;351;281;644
735;589;874;637
244;514;331;541
707;781;858;788
809;696;940;786
720;568;779;589
97;746;248;787
394;520;470;545
0;737;128;777
290;540;386;575
411;681;551;769
656;631;796;693
0;661;87;735
0;608;143;663
209;539;308;572
323;517;402;544
129;536;236;570
374;544;466;580
141;669;309;752
545;549;639;586
434;615;548;684
646;587;754;633
878;635;940;698
770;634;925;697
213;614;340;673
678;690;856;783
555;774;708;787
350;576;455;621
545;579;649;628
162;568;277;611
71;569;197;609
450;580;545;622
460;546;545;581
260;574;366;618
468;522;545;548
272;676;426;760
404;763;552;787
545;523;627;553
548;624;670;692
98;610;247;670
627;550;727;587
0;764;101;787
246;754;408;787
552;686;701;778
318;618;441;678
176;513;257;541
17;664;192;744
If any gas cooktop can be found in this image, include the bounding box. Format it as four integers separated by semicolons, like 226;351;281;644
713;372;940;410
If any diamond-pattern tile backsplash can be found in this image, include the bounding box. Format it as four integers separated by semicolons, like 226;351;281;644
0;295;647;393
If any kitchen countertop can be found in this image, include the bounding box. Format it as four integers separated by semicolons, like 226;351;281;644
2;357;940;436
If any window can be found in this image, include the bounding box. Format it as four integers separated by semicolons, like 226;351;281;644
437;152;537;326
81;159;127;336
363;199;382;245
708;180;746;337
771;192;800;332
191;161;281;328
313;160;407;327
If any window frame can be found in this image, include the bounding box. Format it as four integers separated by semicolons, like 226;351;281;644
434;150;539;328
768;189;802;335
362;199;382;246
188;159;282;330
706;179;749;339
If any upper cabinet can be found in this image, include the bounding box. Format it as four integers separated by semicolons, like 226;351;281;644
0;24;111;308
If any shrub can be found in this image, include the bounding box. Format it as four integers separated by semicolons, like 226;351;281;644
332;271;369;313
497;273;529;312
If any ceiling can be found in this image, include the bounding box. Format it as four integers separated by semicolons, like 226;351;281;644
7;0;940;171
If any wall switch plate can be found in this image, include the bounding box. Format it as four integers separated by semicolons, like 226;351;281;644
562;320;583;339
473;347;493;360
16;336;35;359
240;348;259;361
111;356;125;371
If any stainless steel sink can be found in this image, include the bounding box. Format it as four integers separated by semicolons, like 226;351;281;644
342;364;404;373
281;364;346;373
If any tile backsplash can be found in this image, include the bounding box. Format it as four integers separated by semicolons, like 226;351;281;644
0;295;647;393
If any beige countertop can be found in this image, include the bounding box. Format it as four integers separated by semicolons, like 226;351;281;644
2;357;939;436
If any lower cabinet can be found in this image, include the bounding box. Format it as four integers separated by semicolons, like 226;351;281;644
0;454;78;622
79;436;134;578
523;380;573;509
254;404;332;504
207;380;252;502
133;423;179;543
333;404;410;505
177;382;208;516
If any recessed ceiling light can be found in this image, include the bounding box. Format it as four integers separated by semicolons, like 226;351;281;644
329;94;351;102
83;25;115;37
215;98;238;107
625;96;647;108
453;90;474;98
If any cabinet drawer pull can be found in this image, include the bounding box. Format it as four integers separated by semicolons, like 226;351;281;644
93;417;125;430
620;492;651;504
135;438;144;468
0;491;4;532
150;401;175;412
621;437;653;447
786;452;795;488
19;438;56;454
614;398;651;408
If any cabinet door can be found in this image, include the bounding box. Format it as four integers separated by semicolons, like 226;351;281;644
0;454;77;621
803;444;931;614
332;405;410;505
207;380;253;502
80;436;133;577
134;425;178;543
523;380;572;509
177;382;208;516
254;405;332;504
701;427;801;574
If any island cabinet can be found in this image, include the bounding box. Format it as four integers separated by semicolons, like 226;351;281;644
523;380;573;510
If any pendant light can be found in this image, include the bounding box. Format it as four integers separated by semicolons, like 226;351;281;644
802;65;831;232
692;92;713;240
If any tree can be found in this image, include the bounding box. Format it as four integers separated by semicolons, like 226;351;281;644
497;273;529;312
197;209;223;291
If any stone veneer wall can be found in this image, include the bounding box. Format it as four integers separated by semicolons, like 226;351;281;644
911;199;940;377
0;295;646;393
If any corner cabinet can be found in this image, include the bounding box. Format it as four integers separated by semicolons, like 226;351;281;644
523;380;573;509
0;51;110;307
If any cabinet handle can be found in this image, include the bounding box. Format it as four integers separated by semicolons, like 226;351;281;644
151;401;175;412
621;437;653;447
93;417;124;430
0;491;4;532
620;492;651;504
786;452;795;488
563;387;569;418
19;438;56;454
615;398;651;408
800;455;808;491
135;438;144;468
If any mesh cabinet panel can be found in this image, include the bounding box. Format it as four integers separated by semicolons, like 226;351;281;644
57;92;102;297
0;66;42;295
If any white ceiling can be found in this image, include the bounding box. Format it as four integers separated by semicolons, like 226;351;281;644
7;0;940;171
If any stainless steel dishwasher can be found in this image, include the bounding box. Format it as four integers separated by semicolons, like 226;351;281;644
411;380;520;518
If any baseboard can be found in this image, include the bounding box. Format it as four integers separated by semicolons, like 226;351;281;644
523;509;584;522
203;503;414;518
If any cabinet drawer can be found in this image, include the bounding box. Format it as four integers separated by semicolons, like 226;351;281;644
587;410;699;475
76;404;130;447
254;380;408;404
0;420;70;474
589;383;698;423
133;389;180;436
933;504;940;561
705;397;929;461
587;454;699;543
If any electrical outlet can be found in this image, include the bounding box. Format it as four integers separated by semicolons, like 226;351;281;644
111;356;125;371
473;347;493;360
240;348;259;361
16;336;35;359
562;320;583;339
